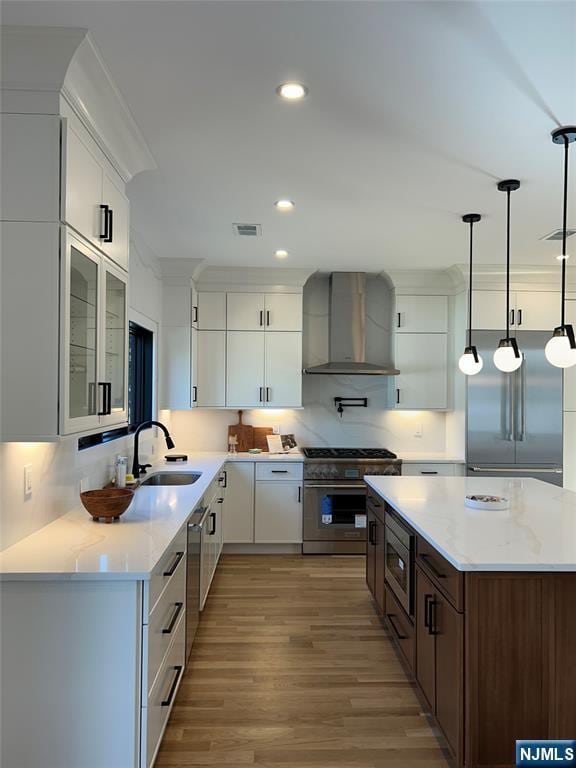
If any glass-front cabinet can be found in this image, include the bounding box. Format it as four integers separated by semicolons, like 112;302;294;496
61;229;128;434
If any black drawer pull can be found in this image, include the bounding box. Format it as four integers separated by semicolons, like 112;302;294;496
99;204;109;240
424;593;433;629
163;551;184;577
271;470;289;473
219;470;227;488
420;553;446;579
420;471;438;475
387;613;408;640
429;599;439;636
161;665;183;707
209;511;216;535
162;602;183;634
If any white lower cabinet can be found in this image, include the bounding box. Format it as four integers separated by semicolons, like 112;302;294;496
394;333;448;410
402;463;464;477
255;481;302;543
200;476;225;608
222;463;255;542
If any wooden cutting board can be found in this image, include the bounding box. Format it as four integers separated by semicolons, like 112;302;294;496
228;410;254;453
253;426;274;452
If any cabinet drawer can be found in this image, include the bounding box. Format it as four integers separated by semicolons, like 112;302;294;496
142;611;185;768
417;536;463;611
384;583;415;673
255;462;303;481
146;526;187;616
143;553;186;700
402;463;456;477
366;490;385;522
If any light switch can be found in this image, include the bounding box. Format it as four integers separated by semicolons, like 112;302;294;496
24;464;33;496
414;423;423;438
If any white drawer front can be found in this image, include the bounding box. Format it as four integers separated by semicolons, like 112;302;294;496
146;525;186;616
143;554;186;701
402;463;456;477
255;462;303;481
142;611;185;768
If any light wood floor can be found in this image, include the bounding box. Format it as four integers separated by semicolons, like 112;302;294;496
155;555;450;768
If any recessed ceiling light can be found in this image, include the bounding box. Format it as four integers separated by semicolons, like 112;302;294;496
275;250;289;259
275;199;295;211
276;82;308;101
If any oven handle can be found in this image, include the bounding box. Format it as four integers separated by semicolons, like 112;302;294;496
304;483;366;489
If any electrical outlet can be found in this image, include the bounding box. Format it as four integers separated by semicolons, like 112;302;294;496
414;423;423;438
80;476;90;493
24;465;33;496
272;424;281;435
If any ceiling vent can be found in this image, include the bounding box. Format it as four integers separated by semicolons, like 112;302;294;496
541;228;576;241
233;223;262;237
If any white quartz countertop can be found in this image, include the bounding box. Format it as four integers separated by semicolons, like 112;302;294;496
364;475;576;572
0;451;304;581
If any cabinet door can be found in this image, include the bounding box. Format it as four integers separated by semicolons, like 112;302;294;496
515;291;560;331
222;463;255;543
564;301;576;412
402;463;456;477
264;332;302;407
63;121;102;246
227;332;265;407
191;327;198;407
396;296;448;333
101;168;129;271
227;293;265;330
197;292;226;330
265;294;303;331
415;567;436;711
472;291;508;331
254;482;302;543
366;508;377;597
395;334;447;409
160;326;191;410
100;262;128;427
61;232;101;434
196;331;226;407
374;516;386;615
191;285;199;328
434;592;463;760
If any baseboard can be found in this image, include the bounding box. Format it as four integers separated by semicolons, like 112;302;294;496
222;543;302;555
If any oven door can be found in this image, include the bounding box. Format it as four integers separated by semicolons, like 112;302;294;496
384;524;413;616
303;482;367;542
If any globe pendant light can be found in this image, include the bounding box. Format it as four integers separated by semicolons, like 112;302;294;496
459;213;483;375
545;126;576;369
493;179;523;373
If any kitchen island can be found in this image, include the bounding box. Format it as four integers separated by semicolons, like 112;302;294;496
364;476;576;768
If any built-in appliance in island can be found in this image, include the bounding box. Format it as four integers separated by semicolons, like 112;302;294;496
302;448;401;554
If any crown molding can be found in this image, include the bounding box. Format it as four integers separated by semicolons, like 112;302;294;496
0;25;155;182
195;266;316;293
387;268;464;295
453;263;576;292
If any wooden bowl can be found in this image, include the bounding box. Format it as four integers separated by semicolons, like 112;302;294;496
80;488;134;523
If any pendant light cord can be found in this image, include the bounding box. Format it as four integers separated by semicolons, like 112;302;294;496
468;221;474;348
561;134;569;327
506;188;511;339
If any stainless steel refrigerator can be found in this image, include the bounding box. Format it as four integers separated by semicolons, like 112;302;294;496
466;331;563;486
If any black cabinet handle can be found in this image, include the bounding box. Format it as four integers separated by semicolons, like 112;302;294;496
271;470;289;473
219;470;227;488
397;312;401;328
259;387;264;402
298;486;302;503
105;207;113;243
266;310;270;327
429;599;439;636
161;665;183;707
106;382;112;414
517;308;523;326
510;308;515;326
396;388;401;405
259;310;264;327
193;305;198;324
368;520;377;545
420;553;447;579
209;511;216;535
424;593;433;629
387;613;408;640
163;551;184;577
99;204;109;240
162;602;183;634
266;387;271;402
192;385;198;404
420;471;438;475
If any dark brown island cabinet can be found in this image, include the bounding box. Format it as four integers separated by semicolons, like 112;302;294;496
365;489;576;768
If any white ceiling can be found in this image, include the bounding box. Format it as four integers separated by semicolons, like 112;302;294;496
3;1;576;271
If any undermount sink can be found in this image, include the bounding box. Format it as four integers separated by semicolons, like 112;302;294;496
140;472;201;487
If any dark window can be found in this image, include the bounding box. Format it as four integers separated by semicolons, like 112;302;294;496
128;321;153;427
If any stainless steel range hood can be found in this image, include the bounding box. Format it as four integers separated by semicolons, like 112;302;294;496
304;272;400;375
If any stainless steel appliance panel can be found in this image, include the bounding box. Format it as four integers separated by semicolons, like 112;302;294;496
384;512;414;617
303;482;367;544
186;506;207;661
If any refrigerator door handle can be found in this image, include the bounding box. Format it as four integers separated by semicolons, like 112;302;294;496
517;362;527;442
503;374;514;441
468;466;563;474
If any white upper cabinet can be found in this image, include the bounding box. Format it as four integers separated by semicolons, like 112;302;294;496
265;294;303;331
472;290;561;332
62;117;130;271
196;330;226;407
227;293;265;330
227;293;303;331
191;285;199;328
396;295;448;333
226;332;266;407
197;292;226;330
394;333;448;410
265;332;302;407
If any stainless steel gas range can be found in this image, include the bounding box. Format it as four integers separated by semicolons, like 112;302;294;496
302;448;402;555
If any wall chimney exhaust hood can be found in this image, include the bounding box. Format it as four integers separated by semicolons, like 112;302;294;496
304;272;400;375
